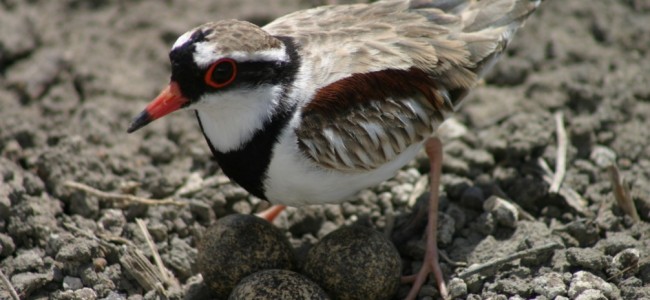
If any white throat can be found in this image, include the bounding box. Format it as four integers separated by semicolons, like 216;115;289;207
195;85;283;152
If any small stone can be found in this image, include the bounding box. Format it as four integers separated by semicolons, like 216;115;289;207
590;146;616;168
92;258;107;272
0;233;16;257
566;248;608;272
74;287;97;300
163;237;196;280
568;271;620;299
13;250;44;273
483;196;518;228
145;222;168;242
595;232;639;255
574;289;607;300
438;117;468;141
103;291;127;300
11;272;52;298
532;272;567;298
189;199;214;224
460;186;485;210
98;209;126;236
448;278;468;298
63;276;83;290
612;248;640;273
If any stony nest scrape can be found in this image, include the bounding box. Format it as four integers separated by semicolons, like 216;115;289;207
1;0;649;299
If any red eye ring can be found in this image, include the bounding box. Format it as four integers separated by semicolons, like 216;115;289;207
204;58;237;88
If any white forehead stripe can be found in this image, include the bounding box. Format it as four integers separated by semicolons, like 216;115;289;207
172;31;194;50
193;42;289;67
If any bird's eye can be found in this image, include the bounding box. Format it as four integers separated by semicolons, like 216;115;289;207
204;58;237;88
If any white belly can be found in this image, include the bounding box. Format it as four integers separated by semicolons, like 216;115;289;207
264;130;423;206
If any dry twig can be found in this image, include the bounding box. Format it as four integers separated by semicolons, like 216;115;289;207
550;111;567;193
0;267;20;300
64;180;186;207
136;219;176;288
538;158;593;217
457;242;562;279
608;165;640;222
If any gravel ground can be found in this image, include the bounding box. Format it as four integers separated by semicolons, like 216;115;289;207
1;0;649;299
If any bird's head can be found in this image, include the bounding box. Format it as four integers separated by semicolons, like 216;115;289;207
127;20;294;133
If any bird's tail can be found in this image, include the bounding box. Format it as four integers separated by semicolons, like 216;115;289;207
410;0;543;110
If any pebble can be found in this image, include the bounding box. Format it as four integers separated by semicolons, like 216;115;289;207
574;289;607;300
590;145;616;168
448;277;468;298
460;186;485;210
98;209;126;236
74;288;98;300
532;272;567;299
568;271;620;299
483;196;519;228
63;276;83;290
164;237;196;280
0;233;16;257
612;248;640;272
13;250;43;274
438;117;469;141
594;232;640;255
11;272;52;297
566;247;608;272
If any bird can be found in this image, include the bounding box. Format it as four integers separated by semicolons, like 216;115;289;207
127;0;542;298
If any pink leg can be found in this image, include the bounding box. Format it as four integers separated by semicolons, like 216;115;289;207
255;204;286;222
402;137;448;299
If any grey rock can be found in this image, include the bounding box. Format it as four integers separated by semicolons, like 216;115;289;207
612;248;640;273
75;288;98;300
568;271;620;299
460;186;485;210
0;233;16;257
574;289;607;300
590;146;616;168
533;272;567;298
13;249;44;272
163;237;196;281
98;209;126;236
595;232;639;255
11;272;53;298
102;292;127;300
483;196;519;228
566;247;608;272
448;277;468;298
63;276;84;290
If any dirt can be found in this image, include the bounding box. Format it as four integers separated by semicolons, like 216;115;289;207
1;0;649;299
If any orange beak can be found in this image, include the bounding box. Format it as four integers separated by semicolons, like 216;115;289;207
127;81;189;133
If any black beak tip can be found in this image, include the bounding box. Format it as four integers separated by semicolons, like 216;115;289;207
127;110;151;134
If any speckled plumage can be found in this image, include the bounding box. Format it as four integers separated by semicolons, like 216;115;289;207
261;0;540;172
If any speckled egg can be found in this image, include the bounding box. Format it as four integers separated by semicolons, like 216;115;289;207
302;225;401;300
229;269;330;300
197;214;295;299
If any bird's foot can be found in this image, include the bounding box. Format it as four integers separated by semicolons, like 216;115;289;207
255;204;286;222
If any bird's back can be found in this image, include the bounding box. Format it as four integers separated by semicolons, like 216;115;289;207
265;0;541;111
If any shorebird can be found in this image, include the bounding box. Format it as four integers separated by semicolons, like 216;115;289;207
128;0;542;298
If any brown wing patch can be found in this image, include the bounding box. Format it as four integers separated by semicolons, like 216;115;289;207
296;68;453;172
303;68;451;119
